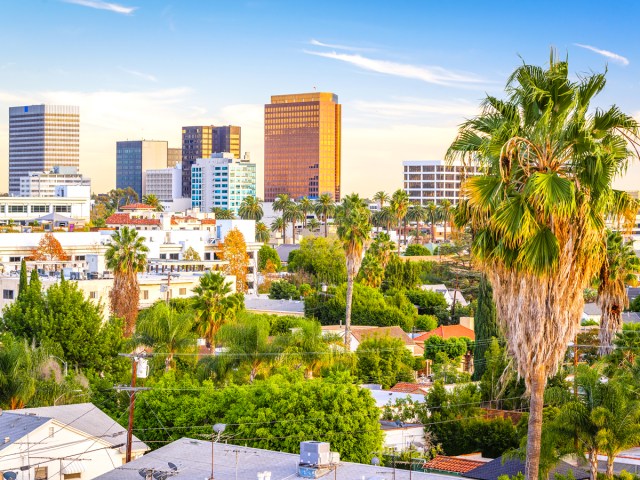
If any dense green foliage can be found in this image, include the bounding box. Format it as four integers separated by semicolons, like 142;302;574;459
269;279;300;300
355;336;415;388
473;275;500;379
133;372;383;462
287;237;346;284
258;244;281;271
404;244;432;256
382;255;420;291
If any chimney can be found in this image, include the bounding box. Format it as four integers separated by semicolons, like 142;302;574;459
459;316;474;331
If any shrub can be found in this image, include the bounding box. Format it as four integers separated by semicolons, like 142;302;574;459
404;244;431;256
269;280;299;300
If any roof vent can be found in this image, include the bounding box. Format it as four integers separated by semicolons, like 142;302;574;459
4;436;10;444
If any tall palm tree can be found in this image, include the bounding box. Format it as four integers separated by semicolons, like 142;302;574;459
105;226;149;337
238;196;264;221
135;302;197;371
446;53;640;480
255;221;270;243
373;206;395;234
315;193;335;238
142;194;163;212
597;230;640;355
425;202;438;243
390;189;409;254
271;217;286;243
284;203;304;244
299;197;314;228
192;271;241;347
438;199;453;243
273;194;293;243
406;203;427;245
0;334;43;409
212;207;235;220
373;191;390;211
307;218;321;233
335;193;372;351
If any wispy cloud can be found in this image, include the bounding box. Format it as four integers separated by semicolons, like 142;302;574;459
352;98;478;118
305;50;487;88
62;0;137;15
309;39;374;52
119;67;158;82
574;43;629;66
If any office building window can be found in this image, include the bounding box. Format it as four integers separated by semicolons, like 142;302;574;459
3;289;14;300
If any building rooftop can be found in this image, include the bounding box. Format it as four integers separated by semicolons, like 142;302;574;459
121;203;156;211
13;403;149;454
105;213;161;226
93;437;450;480
423;455;485;474
244;295;305;316
389;382;431;394
0;412;51;452
414;325;475;343
465;456;589;480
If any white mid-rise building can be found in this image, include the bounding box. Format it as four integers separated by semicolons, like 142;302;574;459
0;185;91;225
403;160;480;206
144;163;182;202
19;166;91;197
191;152;257;215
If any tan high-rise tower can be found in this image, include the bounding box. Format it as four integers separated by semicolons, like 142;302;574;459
264;92;341;202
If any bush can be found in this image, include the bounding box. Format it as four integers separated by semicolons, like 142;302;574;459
404;244;432;256
269;280;299;300
415;315;438;332
258;245;281;271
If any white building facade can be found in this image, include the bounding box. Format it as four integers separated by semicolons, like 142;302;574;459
0;185;91;225
19;166;91;197
403;160;480;206
143;163;183;202
191;153;257;215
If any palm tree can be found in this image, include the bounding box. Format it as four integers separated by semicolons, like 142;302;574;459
192;271;241;347
438;199;453;242
390;189;409;254
212;207;235;220
445;53;640;480
270;217;285;243
273;319;329;378
335;194;372;351
142;194;163;212
307;218;321;233
284;203;304;244
373;191;390;211
597;230;640;355
299;197;314;228
238;196;264;221
406;203;427;245
425;202;438;243
255;221;270;243
105;226;149;337
135;302;197;371
0;334;41;409
315;193;335;238
368;231;395;269
373;206;394;234
273;194;293;243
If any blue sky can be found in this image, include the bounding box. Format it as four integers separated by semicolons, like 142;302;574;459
1;0;639;195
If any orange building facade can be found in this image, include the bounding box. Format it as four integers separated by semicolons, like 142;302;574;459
264;92;341;202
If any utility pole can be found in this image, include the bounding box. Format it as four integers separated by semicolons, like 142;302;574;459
116;354;150;463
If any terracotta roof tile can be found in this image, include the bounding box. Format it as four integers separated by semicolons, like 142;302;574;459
423;455;485;474
414;325;475;343
121;203;156;210
389;382;430;394
106;213;161;226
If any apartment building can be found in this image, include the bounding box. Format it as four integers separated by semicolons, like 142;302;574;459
403;160;480;206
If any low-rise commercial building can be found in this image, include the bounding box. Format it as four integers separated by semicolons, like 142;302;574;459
0;185;91;225
19;166;91;197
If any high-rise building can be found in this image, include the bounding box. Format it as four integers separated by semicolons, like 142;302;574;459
116;140;167;200
264;92;341;202
9;105;80;195
167;147;182;168
181;125;241;197
19;166;91;197
144;163;183;202
403;160;480;206
191;153;256;216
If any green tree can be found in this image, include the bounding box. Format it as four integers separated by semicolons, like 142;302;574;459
255;221;270;243
473;275;501;379
17;259;28;299
390;189;410;253
238;196;264;221
315;193;335;238
404;244;431;256
192;272;243;347
212;207;235;219
438;199;453;243
406;204;427;245
597;230;640;355
0;333;45;409
183;246;201;261
373;191;390;211
269;280;299;300
287;236;347;284
425;202;438;243
335;194;372;350
270;217;285;243
105;226;149;337
373;206;395;233
298;197;314;228
446;53;640;480
355;335;415;388
258;244;281;271
283;203;304;244
273;318;329;378
357;255;385;288
135;302;197;372
142;194;163;211
382;255;420;291
273;194;293;243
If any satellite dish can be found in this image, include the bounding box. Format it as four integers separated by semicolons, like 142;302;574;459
3;472;17;480
168;463;178;471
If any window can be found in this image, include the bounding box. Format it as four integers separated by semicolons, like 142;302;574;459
75;255;85;261
8;205;27;213
64;474;82;480
89;291;97;299
169;253;179;260
159;254;167;259
9;256;21;262
3;289;14;300
35;467;48;480
179;288;186;295
204;253;211;260
31;205;49;213
54;205;71;213
142;290;149;300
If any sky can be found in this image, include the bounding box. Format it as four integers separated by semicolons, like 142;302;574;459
1;0;640;197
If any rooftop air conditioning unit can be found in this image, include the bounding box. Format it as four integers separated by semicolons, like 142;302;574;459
299;441;331;467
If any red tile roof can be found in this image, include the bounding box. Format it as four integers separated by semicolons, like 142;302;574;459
105;213;161;226
121;203;156;210
389;382;430;394
423;455;485;474
414;325;475;343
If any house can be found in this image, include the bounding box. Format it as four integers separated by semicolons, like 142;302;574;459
0;403;149;480
379;420;426;451
92;437;453;480
244;295;305;317
465;456;589;480
321;325;424;356
423;455;486;475
389;382;431;395
420;284;468;307
413;323;476;344
582;303;602;323
275;244;299;265
363;385;428;408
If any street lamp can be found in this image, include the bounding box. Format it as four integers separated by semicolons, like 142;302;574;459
209;423;226;480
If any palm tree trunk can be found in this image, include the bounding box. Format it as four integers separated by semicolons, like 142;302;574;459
598;302;621;356
525;370;546;480
292;220;296;245
606;456;615;479
589;450;599;480
444;220;448;243
282;221;287;244
431;219;436;244
345;272;355;352
324;213;328;238
404;219;408;246
397;223;401;255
